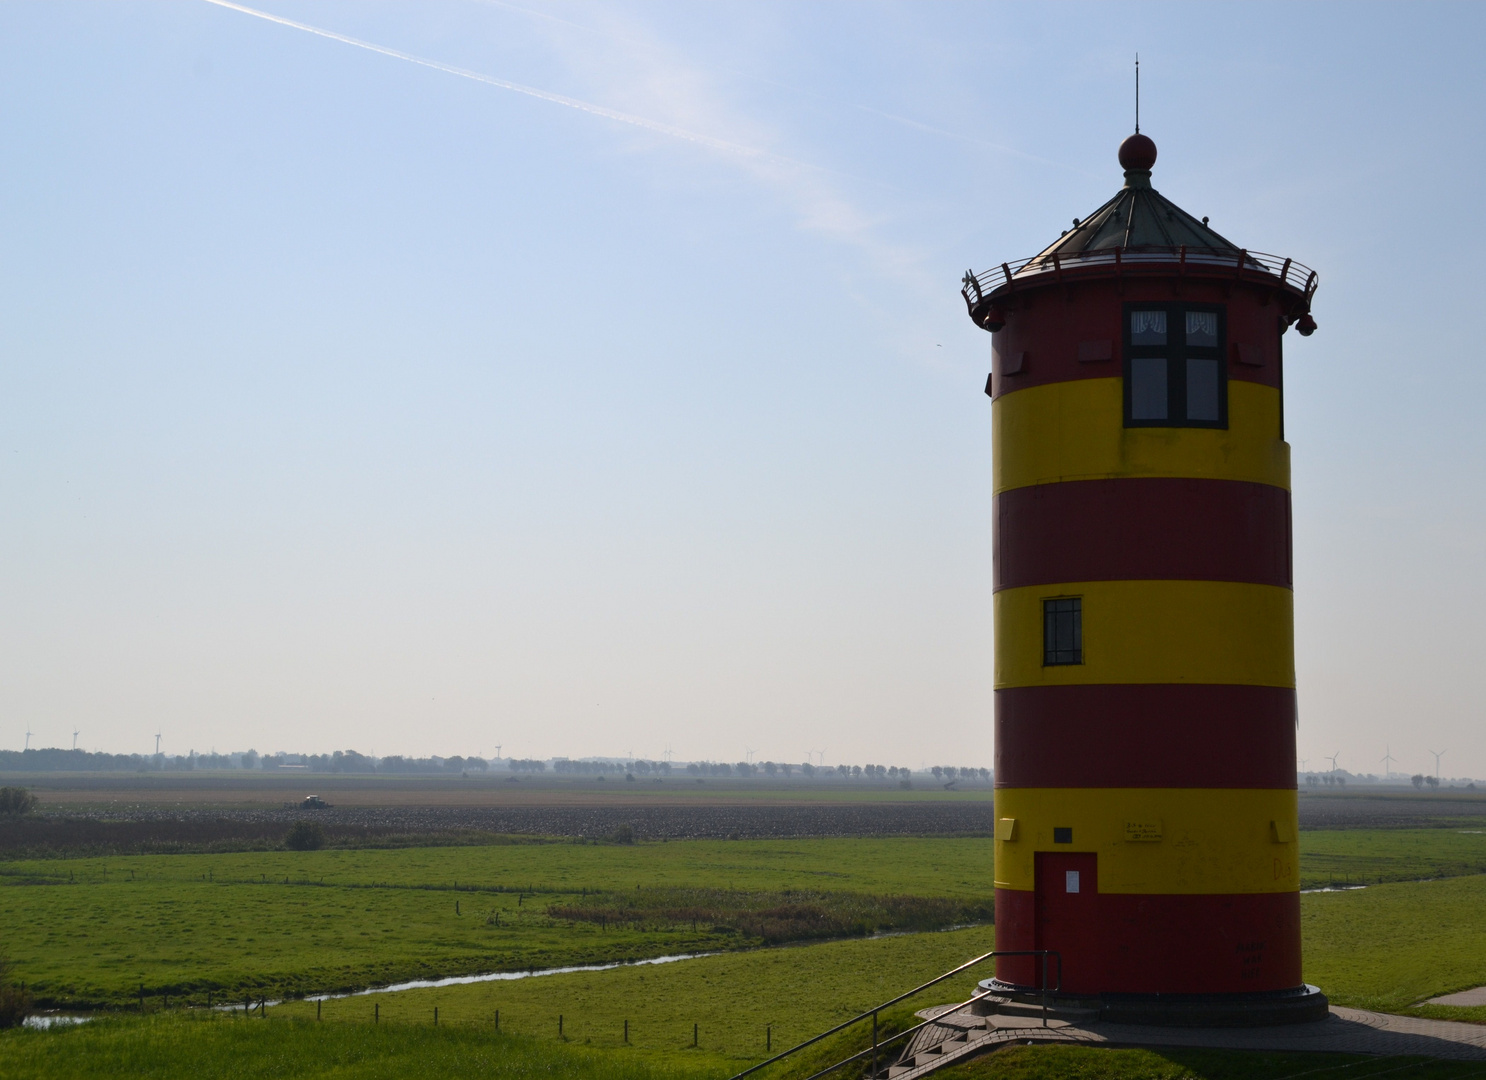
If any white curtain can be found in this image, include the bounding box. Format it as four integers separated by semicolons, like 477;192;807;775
1131;310;1166;336
1186;311;1217;341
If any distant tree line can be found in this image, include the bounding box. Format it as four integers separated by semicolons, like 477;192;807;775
0;747;489;775
551;759;673;776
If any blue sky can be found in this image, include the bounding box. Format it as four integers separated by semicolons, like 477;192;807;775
2;2;1483;776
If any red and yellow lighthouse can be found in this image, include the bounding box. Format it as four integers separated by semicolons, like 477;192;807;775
965;133;1325;1023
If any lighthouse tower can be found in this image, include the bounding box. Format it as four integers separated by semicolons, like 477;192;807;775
964;133;1326;1024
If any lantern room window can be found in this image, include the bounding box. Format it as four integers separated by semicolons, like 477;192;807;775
1124;304;1227;428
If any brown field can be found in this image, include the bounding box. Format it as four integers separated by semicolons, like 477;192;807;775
3;771;990;808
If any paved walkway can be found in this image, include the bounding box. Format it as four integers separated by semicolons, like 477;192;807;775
921;1006;1486;1063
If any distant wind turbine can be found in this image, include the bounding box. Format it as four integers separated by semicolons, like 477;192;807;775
1380;746;1397;779
1298;758;1309;773
1326;752;1340;774
1428;749;1448;780
24;727;33;751
73;728;80;751
493;745;502;761
155;731;162;755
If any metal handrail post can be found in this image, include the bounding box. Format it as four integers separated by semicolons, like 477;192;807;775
1041;952;1048;1027
871;1011;878;1078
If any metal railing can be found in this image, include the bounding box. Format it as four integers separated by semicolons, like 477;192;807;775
961;245;1318;309
727;949;1061;1080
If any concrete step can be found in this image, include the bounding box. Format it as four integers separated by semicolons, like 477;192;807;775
991;1000;1100;1022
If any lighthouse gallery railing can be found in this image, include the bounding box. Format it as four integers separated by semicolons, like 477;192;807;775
962;246;1318;310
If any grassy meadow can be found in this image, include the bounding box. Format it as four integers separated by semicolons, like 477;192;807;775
1300;827;1486;889
0;838;993;1007
9;818;1486;1078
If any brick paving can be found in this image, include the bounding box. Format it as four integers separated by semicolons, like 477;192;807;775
910;1006;1486;1068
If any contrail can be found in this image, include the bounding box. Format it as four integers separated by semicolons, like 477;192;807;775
200;0;808;168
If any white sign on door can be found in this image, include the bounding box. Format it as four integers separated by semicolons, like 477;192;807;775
1065;870;1080;894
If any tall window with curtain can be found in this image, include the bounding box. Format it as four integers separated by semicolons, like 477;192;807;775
1123;303;1227;428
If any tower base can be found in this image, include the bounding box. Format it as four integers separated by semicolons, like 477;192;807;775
978;979;1329;1027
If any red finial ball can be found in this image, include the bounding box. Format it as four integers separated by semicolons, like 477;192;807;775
1119;133;1157;172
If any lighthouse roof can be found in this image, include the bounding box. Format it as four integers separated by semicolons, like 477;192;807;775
1033;175;1239;259
960;133;1319;329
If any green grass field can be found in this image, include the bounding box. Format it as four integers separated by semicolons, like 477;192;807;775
0;838;993;1007
11;828;1486;1079
1300;828;1486;889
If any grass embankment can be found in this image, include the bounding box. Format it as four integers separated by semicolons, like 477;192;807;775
937;1046;1478;1079
0;838;992;1007
269;926;995;1065
0;1015;716;1080
1300;827;1486;889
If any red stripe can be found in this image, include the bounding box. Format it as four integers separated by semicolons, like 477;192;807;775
987;278;1281;398
995;684;1297;789
994;887;1301;995
994;478;1291;590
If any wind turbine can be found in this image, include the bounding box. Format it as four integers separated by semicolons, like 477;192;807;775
155;731;162;756
24;727;33;751
744;747;755;765
72;728;80;751
1380;746;1397;779
1325;752;1340;775
1298;758;1309;773
1428;749;1448;780
494;745;502;761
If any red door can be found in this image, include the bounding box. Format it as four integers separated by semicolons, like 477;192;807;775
1035;852;1102;995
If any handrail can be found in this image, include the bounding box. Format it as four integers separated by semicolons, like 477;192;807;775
728;949;1060;1080
961;246;1318;310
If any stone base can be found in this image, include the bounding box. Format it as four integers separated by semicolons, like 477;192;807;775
978;979;1329;1028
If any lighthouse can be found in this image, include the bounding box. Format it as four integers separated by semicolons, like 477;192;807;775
964;132;1326;1024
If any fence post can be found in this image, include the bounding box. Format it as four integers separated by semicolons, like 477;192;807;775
375;1002;379;1024
559;1014;563;1037
435;1007;439;1026
624;1019;629;1043
872;1011;878;1078
139;984;145;1012
495;1009;499;1032
767;1025;771;1053
693;1023;698;1047
317;999;322;1021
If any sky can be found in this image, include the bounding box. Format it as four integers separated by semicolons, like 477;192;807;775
1;2;1483;776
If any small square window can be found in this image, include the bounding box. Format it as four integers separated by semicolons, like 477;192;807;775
1053;827;1073;844
1130;357;1168;419
1130;310;1167;345
1043;598;1082;666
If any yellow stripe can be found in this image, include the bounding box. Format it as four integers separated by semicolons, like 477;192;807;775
993;378;1289;495
995;579;1294;689
993;787;1298;894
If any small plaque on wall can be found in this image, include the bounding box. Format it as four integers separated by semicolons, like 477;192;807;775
1124;820;1163;842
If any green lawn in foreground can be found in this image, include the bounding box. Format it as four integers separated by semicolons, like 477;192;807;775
0;838;993;1007
937;1046;1476;1080
0;1015;719;1080
1303;874;1486;1014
